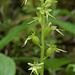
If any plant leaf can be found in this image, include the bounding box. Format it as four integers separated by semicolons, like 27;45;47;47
0;53;16;75
53;9;75;18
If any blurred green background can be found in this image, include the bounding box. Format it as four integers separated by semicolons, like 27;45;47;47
0;0;75;75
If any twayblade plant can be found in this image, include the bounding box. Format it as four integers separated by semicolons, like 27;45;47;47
22;0;67;75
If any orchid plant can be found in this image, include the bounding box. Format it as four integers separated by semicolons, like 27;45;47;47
22;0;67;75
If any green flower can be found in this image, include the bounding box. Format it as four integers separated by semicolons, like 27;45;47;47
51;26;64;36
28;62;44;75
47;42;67;53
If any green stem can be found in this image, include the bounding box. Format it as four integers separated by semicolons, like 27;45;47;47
40;15;45;75
40;1;45;75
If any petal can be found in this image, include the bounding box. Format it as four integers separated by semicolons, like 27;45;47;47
37;66;41;69
28;20;36;24
28;63;34;66
28;67;33;70
56;29;64;36
48;13;56;19
56;49;67;53
22;36;31;47
38;62;44;66
30;70;33;75
34;69;38;75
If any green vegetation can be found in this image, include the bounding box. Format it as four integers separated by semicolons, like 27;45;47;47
0;0;75;75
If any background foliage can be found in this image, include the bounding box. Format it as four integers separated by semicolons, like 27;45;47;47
0;0;75;75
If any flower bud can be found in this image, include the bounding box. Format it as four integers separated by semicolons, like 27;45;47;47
46;48;54;57
32;35;40;46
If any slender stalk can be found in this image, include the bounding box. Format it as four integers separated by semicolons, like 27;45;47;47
40;1;45;75
40;15;45;75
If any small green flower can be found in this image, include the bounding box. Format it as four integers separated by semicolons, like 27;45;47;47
28;62;44;75
37;6;55;20
51;26;64;36
22;33;40;47
47;42;67;54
